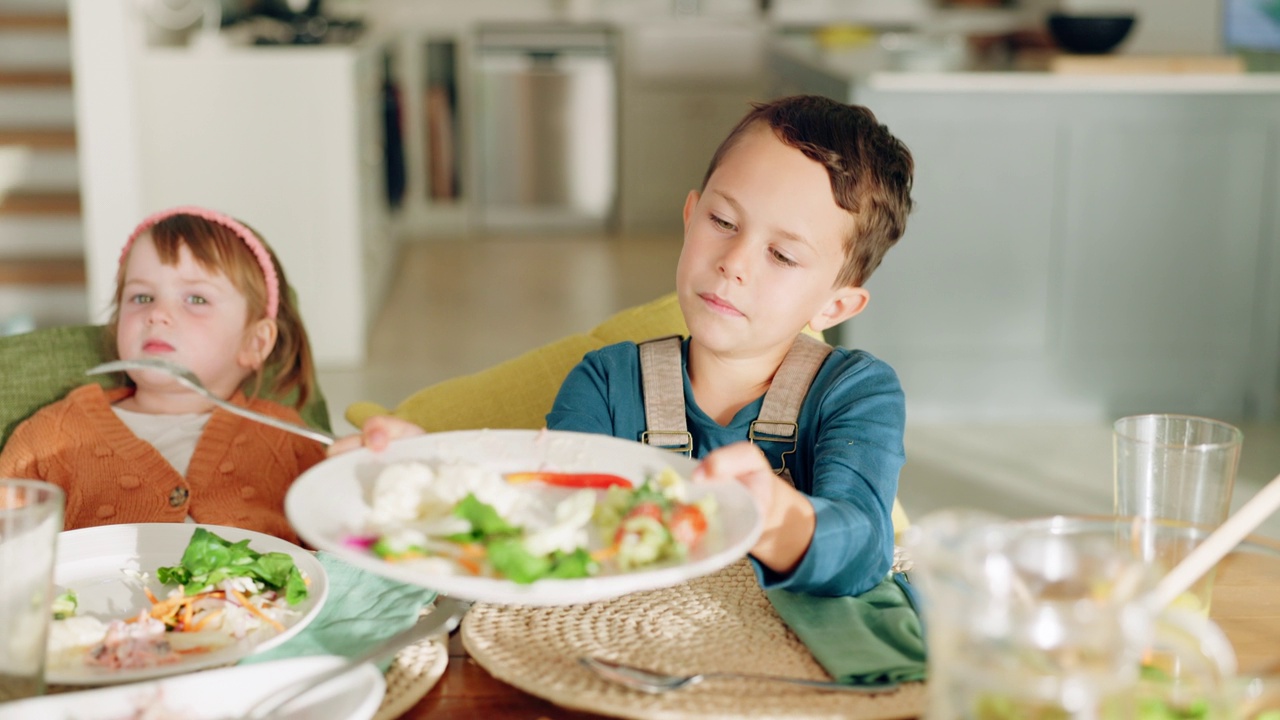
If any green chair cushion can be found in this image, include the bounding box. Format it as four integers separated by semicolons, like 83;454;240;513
344;292;689;432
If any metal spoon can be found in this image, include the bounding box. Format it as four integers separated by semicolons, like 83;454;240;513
579;656;899;695
85;357;336;446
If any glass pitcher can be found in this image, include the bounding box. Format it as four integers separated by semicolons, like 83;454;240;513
901;512;1238;720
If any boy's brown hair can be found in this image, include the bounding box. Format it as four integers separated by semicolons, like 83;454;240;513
701;95;914;288
107;214;316;409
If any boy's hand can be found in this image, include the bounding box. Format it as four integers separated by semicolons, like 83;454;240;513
692;441;816;575
326;415;426;456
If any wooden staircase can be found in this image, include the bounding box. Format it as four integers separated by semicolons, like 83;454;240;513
0;0;87;330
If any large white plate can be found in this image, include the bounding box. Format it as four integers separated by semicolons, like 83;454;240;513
286;429;764;606
47;523;328;685
3;655;382;720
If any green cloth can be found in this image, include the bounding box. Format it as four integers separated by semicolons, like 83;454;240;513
240;553;436;668
765;573;927;687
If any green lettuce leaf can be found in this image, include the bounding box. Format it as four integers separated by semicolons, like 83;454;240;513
156;527;308;606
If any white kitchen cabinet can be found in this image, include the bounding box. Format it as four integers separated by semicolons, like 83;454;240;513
772;43;1280;421
131;40;394;368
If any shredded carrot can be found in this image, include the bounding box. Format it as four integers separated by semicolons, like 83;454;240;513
591;544;620;563
146;595;192;621
457;555;483;575
180;600;194;630
228;588;285;632
144;587;160;604
190;608;223;632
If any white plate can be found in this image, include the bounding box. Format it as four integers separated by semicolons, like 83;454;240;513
3;655;382;720
286;429;764;606
48;523;328;685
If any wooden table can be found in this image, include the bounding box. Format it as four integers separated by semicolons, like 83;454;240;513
394;547;1280;720
399;632;605;720
1203;550;1280;674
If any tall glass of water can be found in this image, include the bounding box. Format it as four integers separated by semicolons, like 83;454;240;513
0;479;64;701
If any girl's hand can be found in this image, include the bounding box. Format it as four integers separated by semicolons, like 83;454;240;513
692;441;816;575
326;415;426;456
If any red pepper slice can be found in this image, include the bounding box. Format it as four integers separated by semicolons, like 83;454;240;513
504;472;632;490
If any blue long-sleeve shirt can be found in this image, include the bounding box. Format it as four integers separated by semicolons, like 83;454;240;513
546;338;905;597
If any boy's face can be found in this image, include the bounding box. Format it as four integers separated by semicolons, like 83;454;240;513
676;124;869;359
116;234;274;401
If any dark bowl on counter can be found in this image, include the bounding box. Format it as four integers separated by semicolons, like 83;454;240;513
1047;12;1136;55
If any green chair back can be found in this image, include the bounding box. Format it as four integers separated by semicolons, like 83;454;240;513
0;324;330;448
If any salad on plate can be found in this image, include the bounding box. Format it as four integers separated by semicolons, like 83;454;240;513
347;460;717;584
47;527;311;674
286;429;763;606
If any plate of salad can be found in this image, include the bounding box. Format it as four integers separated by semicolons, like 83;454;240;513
286;429;764;606
46;523;327;685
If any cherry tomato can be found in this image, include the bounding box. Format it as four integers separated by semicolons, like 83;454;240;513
614;502;664;544
669;504;708;549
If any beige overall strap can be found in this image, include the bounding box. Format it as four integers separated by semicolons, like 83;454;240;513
638;335;692;455
750;334;833;479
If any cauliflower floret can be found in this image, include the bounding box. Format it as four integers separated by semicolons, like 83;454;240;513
524;489;596;557
653;467;689;503
368;461;436;528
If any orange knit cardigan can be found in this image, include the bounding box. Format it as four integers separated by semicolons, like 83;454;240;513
0;384;326;543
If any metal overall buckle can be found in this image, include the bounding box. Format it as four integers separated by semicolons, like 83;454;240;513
748;420;798;476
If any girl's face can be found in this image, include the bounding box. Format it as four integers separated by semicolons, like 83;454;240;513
116;234;273;402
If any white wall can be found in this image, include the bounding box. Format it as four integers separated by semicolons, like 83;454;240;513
69;0;144;321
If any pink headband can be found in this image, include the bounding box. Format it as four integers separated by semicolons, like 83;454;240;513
122;206;280;319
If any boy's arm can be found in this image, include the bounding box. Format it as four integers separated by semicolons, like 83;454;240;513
694;443;817;572
797;356;904;595
328;415;425;455
755;354;905;597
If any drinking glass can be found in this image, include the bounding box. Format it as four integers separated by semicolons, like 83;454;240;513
904;513;1239;719
1114;414;1242;613
0;479;64;701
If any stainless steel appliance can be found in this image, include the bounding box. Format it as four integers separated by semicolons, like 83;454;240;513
474;23;618;232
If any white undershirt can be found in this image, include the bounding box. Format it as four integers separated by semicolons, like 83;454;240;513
112;407;210;475
112;407;211;522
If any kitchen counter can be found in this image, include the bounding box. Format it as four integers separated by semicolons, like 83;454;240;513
768;35;1280;422
769;34;1280;94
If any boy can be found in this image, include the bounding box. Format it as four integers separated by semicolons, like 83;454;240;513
546;95;913;597
339;95;914;597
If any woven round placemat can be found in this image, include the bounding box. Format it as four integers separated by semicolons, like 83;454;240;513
461;559;926;720
373;633;448;720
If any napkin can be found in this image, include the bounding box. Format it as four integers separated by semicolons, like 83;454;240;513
239;552;437;669
765;573;927;687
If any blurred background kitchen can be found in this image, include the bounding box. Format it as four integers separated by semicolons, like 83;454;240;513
3;0;1280;533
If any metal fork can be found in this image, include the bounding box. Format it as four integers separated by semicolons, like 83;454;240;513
579;656;899;695
86;357;336;446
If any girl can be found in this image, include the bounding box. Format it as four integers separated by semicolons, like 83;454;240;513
0;206;326;542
